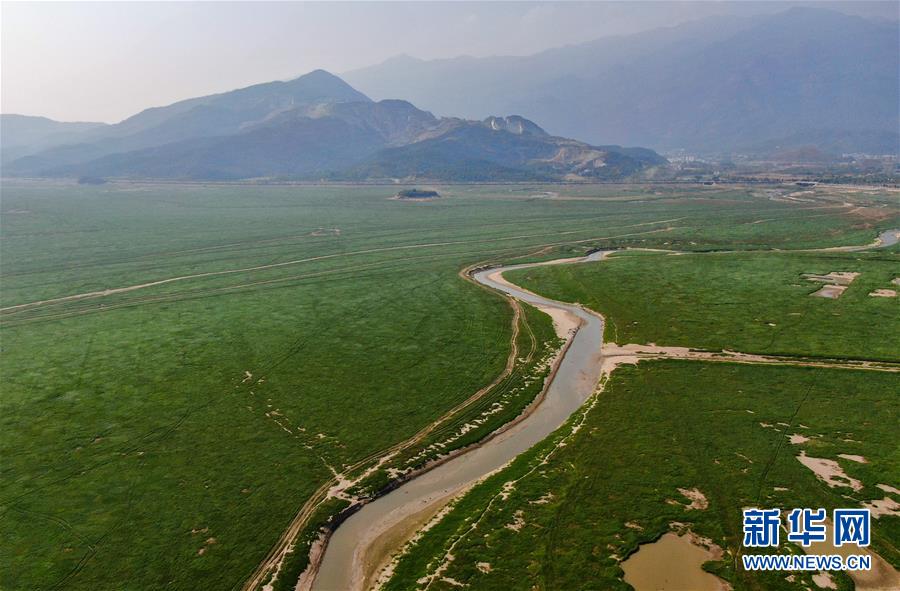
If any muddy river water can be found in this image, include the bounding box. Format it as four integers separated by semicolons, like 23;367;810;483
311;252;608;590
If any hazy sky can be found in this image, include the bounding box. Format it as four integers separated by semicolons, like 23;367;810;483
2;1;897;123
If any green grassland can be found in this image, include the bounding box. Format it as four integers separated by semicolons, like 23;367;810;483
507;250;900;361
347;302;563;500
1;180;897;590
385;362;900;591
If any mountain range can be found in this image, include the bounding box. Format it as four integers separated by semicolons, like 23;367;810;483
0;71;663;182
3;6;896;182
345;7;899;156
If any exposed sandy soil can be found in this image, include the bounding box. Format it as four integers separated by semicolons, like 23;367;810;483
803;272;860;286
869;289;897;298
531;492;554;505
877;484;900;495
811;284;847;298
801;271;859;299
505;509;526;532
812;571;837;589
837;453;867;463
790;434;811;444
621;530;731;591
369;502;457;590
289;535;326;591
598;343;900;375
863;497;900;519
678;487;709;510
354;484;473;591
535;305;580;339
796;451;863;491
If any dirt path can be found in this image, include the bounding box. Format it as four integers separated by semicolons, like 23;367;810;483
599;343;900;375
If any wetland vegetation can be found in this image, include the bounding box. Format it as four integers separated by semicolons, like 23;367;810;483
1;180;897;590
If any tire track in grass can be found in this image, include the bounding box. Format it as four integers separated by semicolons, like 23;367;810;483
2;222;684;314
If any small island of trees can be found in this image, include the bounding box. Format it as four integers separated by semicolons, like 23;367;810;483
395;188;440;199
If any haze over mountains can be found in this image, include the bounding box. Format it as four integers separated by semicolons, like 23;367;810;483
1;6;896;182
347;7;899;156
1;70;663;181
1;116;109;165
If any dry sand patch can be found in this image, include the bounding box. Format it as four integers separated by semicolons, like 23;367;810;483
796;451;863;491
505;510;526;532
812;571;837;589
677;487;709;510
803;271;860;285
811;284;847;299
803;271;859;299
863;496;900;519
869;289;897;298
536;305;580;339
530;492;554;505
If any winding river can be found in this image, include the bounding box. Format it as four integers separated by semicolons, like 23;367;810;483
310;251;608;591
309;228;900;590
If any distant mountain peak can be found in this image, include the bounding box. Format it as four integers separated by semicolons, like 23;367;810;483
300;68;341;77
278;69;371;103
381;54;423;65
290;68;357;86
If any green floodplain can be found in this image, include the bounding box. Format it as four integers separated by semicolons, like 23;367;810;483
1;180;897;590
